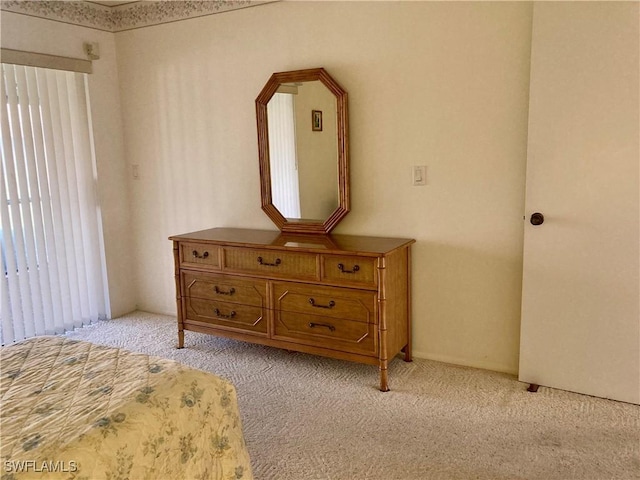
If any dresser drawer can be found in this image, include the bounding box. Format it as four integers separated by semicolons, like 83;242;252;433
185;297;267;335
224;247;318;279
179;243;220;269
272;282;376;324
273;311;377;356
183;272;266;308
321;255;377;286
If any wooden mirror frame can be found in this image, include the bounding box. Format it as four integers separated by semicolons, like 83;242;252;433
256;67;349;234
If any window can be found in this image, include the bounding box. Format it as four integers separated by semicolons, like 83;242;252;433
1;63;108;345
267;92;301;219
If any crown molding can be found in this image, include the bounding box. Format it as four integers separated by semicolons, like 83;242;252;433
1;1;276;32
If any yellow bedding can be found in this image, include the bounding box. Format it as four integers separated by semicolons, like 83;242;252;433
1;336;252;480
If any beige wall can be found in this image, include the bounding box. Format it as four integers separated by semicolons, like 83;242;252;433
0;12;136;318
1;1;534;374
115;1;533;374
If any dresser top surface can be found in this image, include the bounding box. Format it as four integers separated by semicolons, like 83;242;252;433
170;228;415;255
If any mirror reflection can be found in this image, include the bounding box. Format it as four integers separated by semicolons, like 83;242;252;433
256;67;348;235
267;81;338;221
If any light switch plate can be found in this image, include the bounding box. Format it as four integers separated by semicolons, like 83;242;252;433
413;165;427;186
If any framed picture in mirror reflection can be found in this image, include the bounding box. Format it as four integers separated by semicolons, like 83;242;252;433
312;110;323;131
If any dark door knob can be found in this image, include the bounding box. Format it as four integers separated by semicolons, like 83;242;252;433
530;212;544;226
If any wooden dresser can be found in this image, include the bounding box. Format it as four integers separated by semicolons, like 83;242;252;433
170;227;415;391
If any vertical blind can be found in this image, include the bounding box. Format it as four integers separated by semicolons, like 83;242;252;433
1;63;108;345
267;93;301;219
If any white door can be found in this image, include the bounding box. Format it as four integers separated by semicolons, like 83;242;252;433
519;2;639;404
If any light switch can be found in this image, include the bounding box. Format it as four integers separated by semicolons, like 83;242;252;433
413;165;427;186
132;164;139;179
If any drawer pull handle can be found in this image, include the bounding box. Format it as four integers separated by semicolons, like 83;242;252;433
257;256;281;267
214;286;235;296
192;250;209;259
309;322;336;332
214;308;236;319
308;298;335;309
337;263;360;274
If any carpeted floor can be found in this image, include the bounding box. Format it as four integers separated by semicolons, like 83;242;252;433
66;312;640;480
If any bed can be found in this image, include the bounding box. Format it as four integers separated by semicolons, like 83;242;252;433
0;336;253;479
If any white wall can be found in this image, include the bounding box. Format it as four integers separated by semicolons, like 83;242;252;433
116;1;533;374
1;12;136;318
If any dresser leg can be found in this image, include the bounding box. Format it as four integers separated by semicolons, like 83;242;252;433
402;344;413;362
379;366;390;392
178;330;184;349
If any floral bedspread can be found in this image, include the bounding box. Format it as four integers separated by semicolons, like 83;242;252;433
0;336;252;480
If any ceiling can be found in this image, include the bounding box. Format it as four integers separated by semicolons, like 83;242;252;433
3;1;273;32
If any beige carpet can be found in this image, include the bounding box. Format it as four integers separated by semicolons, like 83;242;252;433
66;312;639;480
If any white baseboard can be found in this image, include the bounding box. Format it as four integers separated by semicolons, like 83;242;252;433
410;350;518;376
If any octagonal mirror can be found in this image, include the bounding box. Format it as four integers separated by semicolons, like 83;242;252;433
256;68;349;234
